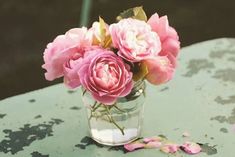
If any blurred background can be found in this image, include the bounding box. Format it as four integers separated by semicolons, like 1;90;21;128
1;0;235;99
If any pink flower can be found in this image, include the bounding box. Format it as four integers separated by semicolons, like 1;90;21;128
42;27;92;83
160;143;179;154
143;56;175;85
148;13;180;68
78;48;133;105
109;18;161;62
181;142;201;154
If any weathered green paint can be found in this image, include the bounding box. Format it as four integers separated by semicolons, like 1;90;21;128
0;38;235;157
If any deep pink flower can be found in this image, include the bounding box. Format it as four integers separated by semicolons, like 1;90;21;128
109;18;161;62
181;142;201;154
78;48;133;105
147;13;180;68
42;27;92;84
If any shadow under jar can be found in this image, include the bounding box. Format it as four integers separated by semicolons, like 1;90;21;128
82;80;146;146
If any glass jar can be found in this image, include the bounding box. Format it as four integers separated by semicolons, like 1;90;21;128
82;80;146;146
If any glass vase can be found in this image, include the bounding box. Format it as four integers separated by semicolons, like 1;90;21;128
82;80;146;146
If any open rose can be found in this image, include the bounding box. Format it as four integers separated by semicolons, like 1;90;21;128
143;13;180;85
78;48;133;105
147;13;180;67
109;18;161;62
42;27;92;88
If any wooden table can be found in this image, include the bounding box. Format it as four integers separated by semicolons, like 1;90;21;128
0;38;235;157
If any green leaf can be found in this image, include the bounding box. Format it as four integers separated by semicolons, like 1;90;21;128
116;6;147;22
133;62;149;82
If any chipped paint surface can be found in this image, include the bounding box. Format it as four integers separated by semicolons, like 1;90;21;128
211;108;235;124
0;38;235;157
214;95;235;105
0;119;63;154
213;69;235;83
31;151;49;157
183;59;214;77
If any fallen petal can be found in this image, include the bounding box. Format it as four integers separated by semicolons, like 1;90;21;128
161;143;179;153
143;136;163;143
145;141;162;148
181;142;201;154
124;142;145;152
232;124;235;133
182;131;190;137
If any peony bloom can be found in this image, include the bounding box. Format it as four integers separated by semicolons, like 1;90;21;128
78;48;133;105
109;18;161;62
42;27;92;87
143;56;174;85
147;13;180;68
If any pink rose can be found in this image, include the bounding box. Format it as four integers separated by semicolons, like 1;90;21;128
78;48;133;105
148;13;180;67
143;56;174;85
109;18;161;62
42;27;92;87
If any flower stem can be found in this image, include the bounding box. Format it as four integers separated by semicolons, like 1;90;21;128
104;105;125;135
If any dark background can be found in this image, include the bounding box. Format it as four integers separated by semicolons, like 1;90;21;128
1;0;235;99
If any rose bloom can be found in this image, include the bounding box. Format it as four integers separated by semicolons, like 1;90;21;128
147;13;180;67
144;13;180;85
42;27;92;88
78;48;133;105
109;18;161;62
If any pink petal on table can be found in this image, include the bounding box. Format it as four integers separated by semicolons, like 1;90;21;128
232;124;235;133
124;142;145;152
161;143;179;154
182;131;190;137
143;136;162;143
145;141;162;148
181;142;201;154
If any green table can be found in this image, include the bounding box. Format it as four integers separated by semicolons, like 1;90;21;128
1;38;235;157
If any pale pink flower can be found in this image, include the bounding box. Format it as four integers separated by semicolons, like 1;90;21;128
181;142;201;154
78;48;133;105
42;27;92;84
143;56;174;85
109;18;161;62
148;13;180;68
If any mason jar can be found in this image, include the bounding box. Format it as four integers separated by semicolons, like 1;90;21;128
82;80;146;146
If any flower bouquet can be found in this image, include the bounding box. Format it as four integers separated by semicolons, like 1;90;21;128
42;6;180;146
